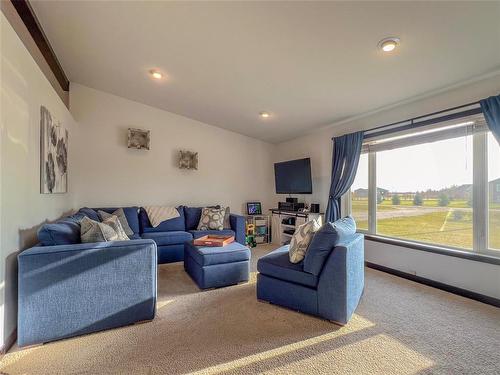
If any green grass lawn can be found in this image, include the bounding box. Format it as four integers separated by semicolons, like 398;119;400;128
378;199;472;208
353;198;500;210
352;198;500;250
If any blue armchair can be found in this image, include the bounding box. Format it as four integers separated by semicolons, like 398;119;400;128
18;239;157;346
257;217;364;325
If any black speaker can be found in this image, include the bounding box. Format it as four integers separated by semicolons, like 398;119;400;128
310;203;320;213
286;197;298;203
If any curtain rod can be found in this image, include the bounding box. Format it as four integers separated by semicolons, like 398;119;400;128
364;100;480;136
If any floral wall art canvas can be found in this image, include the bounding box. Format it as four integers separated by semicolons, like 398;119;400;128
179;150;198;170
128;128;150;150
40;106;68;193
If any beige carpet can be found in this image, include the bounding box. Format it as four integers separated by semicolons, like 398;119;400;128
1;245;499;375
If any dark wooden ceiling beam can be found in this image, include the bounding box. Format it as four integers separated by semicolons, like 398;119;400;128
10;0;69;91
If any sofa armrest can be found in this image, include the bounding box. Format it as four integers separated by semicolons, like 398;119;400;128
18;239;157;346
230;214;246;245
20;239;156;256
317;233;364;324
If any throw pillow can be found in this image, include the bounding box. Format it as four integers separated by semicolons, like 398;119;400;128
80;216;128;243
197;207;226;231
98;208;134;237
289;218;321;264
223;206;231;229
102;215;129;241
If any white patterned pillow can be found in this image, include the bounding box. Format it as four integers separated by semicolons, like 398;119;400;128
197;207;226;230
289;218;321;264
80;216;129;243
102;215;129;241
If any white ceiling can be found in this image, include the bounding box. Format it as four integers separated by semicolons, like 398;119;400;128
31;1;500;143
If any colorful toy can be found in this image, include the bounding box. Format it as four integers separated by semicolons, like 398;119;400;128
246;223;255;236
246;235;257;248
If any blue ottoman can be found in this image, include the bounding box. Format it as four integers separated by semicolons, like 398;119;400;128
184;241;250;289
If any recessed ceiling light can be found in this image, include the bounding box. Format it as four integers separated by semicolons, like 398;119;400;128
260;111;270;118
149;70;163;80
378;37;400;52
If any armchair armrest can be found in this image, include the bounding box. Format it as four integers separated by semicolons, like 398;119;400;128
230;214;246;245
317;233;364;324
18;239;157;346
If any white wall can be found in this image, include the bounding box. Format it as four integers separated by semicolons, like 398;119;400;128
70;83;275;214
0;14;78;349
273;74;500;299
367;241;500;299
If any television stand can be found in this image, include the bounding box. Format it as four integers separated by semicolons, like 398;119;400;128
269;209;323;246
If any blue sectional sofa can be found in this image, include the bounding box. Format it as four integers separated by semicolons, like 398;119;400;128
36;205;246;264
257;217;364;325
17;205;245;346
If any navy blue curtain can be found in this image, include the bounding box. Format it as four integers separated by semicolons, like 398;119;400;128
325;131;364;223
480;94;500;145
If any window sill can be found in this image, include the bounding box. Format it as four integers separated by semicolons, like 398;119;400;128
363;234;500;266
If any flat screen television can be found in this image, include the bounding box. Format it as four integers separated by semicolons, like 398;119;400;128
274;158;312;194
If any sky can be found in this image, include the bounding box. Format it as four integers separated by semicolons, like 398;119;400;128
352;132;500;193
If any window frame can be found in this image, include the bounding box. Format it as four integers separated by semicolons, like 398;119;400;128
348;117;499;259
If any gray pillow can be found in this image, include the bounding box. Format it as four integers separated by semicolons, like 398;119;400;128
223;206;231;229
289;218;321;263
197;207;226;231
98;208;134;237
80;216;129;243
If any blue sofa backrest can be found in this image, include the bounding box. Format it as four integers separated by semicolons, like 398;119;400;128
139;206;186;233
304;216;357;275
184;206;202;230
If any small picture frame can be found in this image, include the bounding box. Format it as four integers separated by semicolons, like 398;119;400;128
128;128;150;150
247;202;262;215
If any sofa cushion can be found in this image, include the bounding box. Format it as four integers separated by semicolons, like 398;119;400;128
257;246;318;288
98;208;134;237
303;216;356;276
223;206;231;229
80;216;129;243
184;206;223;230
140;207;185;233
141;231;192;246
94;207;140;234
185;241;250;267
197;207;226;230
184;207;202;230
37;214;83;246
189;229;235;240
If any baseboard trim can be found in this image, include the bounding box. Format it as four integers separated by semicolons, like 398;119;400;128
365;262;500;308
0;328;17;355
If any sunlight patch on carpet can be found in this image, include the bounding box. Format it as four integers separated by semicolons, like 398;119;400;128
157;299;175;309
256;334;435;375
187;316;376;375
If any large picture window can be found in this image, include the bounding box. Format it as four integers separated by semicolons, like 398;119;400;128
376;136;473;249
349;110;499;257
